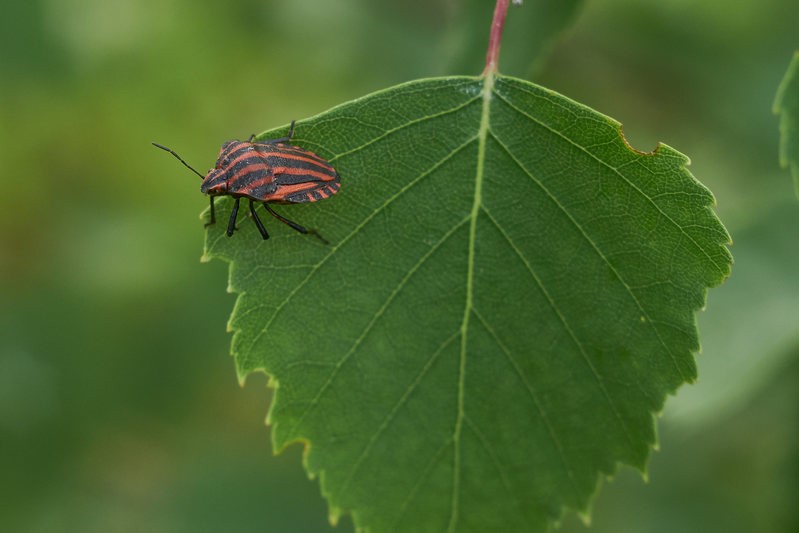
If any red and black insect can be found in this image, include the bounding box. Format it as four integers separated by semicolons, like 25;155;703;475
153;121;340;242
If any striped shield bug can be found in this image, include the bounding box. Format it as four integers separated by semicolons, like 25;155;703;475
153;120;340;243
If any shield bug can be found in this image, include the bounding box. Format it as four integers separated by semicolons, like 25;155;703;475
153;120;340;242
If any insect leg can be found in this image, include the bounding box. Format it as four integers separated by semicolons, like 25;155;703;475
226;197;241;237
249;199;270;240
264;120;296;144
263;203;328;244
205;196;216;227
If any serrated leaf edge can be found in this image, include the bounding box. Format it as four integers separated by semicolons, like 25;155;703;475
204;73;733;533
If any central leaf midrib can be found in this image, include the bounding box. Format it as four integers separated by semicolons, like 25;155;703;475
449;72;494;533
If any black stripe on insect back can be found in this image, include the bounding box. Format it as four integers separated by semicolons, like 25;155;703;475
227;155;272;175
223;141;252;158
227;167;278;197
281;181;340;203
224;146;334;183
260;149;336;172
316;183;339;198
267;153;335;171
273;171;331;186
220;140;239;154
227;160;271;183
222;145;259;167
255;141;332;162
283;190;312;203
217;142;255;168
256;142;331;162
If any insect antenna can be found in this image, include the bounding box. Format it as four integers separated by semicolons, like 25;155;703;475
152;142;205;179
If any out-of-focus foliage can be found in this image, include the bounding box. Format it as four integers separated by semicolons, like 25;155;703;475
443;0;586;75
667;202;799;426
774;51;799;196
1;1;796;532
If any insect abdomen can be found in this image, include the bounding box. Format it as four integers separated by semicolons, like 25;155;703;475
259;144;340;203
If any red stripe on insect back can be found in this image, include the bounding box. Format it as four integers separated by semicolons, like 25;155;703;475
262;181;325;201
226;149;264;169
237;173;278;195
287;147;332;167
272;166;337;181
310;185;335;199
221;142;250;161
224;147;332;177
259;142;330;160
259;150;335;171
227;163;272;189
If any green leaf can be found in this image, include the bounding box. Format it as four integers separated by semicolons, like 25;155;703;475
774;51;799;197
203;74;731;532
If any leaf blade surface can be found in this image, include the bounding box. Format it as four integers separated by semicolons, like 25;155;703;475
205;74;731;532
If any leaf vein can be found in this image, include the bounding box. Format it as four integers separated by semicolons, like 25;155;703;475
481;205;638;454
326;95;482;163
471;307;582;500
491;86;727;278
463;414;531;530
285;215;471;438
489;132;691;382
448;73;494;533
243;137;478;358
390;437;454;532
337;329;461;496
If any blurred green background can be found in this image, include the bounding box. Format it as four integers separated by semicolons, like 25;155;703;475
1;1;797;532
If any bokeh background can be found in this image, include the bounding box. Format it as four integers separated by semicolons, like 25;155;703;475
1;1;797;532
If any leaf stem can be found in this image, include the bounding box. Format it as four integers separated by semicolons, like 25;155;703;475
483;0;516;75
